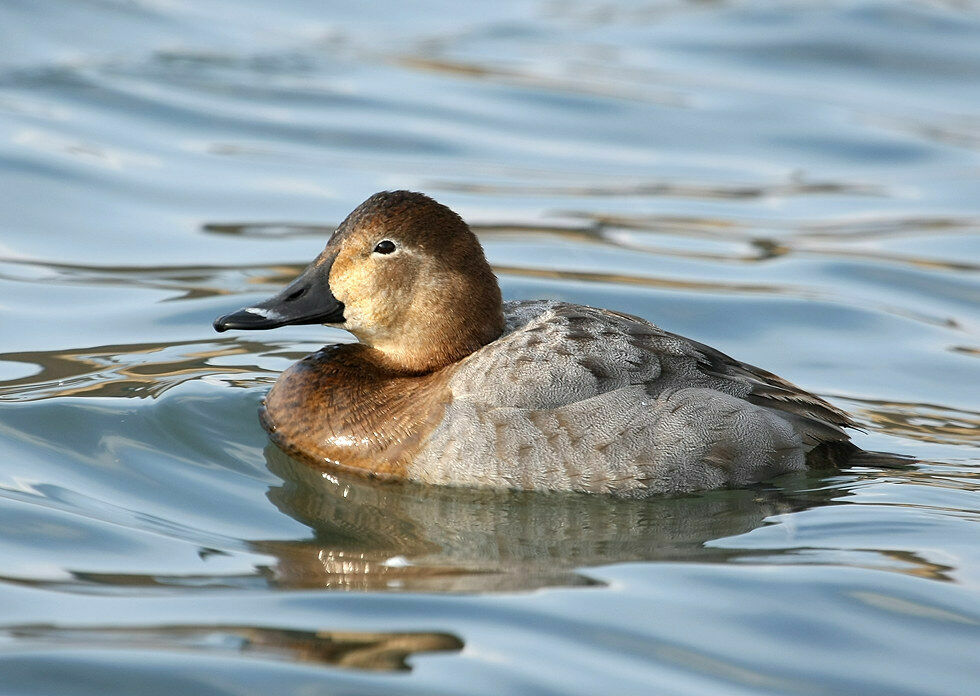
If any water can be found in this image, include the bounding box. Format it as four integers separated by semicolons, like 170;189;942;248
1;1;978;693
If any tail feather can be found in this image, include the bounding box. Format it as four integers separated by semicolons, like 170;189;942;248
845;448;916;470
807;441;915;469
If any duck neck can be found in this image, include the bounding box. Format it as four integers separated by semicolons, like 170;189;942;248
261;343;452;479
363;277;505;374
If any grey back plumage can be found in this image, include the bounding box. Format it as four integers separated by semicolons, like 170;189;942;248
409;301;853;496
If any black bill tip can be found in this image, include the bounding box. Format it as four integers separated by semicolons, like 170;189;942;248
213;308;284;333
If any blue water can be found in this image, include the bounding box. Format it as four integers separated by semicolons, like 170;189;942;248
1;1;978;694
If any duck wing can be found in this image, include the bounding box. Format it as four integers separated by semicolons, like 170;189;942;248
453;301;855;449
674;332;857;446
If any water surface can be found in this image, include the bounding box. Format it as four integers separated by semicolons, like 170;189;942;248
1;1;979;694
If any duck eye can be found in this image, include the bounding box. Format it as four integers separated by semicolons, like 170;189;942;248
373;240;396;255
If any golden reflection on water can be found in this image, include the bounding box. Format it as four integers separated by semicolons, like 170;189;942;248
492;263;789;294
3;624;463;672
888;550;959;581
0;339;293;401
0;257;306;302
431;177;886;199
837;396;980;447
867;550;956;582
394;55;688;106
478;215;980;273
203;222;336;239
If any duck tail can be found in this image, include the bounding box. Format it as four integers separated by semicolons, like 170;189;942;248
845;447;917;470
807;441;915;470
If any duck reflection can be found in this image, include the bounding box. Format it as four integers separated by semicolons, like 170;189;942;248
251;445;839;592
5;624;462;672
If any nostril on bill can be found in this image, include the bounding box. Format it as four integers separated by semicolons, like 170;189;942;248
285;286;307;302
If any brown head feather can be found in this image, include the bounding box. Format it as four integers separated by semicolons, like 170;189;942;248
327;191;504;373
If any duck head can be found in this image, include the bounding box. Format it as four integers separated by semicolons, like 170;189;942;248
213;191;505;373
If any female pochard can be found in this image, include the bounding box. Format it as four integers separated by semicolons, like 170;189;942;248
214;190;863;497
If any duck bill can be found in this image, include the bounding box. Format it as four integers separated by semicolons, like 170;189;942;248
213;262;345;332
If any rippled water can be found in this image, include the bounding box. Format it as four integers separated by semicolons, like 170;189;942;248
2;1;979;694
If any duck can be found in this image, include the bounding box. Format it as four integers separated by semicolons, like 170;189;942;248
214;190;863;497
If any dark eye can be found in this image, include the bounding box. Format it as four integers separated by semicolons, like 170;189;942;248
373;240;396;255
